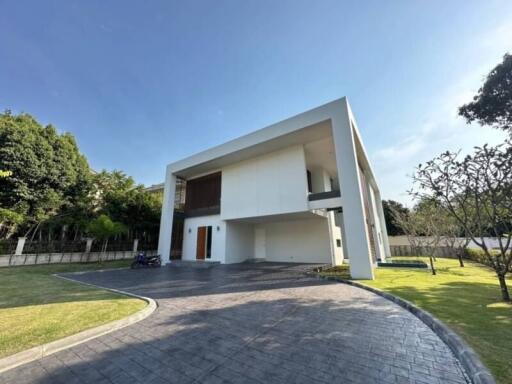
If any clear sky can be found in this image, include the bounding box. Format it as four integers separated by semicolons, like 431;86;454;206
1;0;511;205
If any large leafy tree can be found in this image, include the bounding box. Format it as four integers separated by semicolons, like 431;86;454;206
0;111;92;237
459;53;512;133
0;111;161;243
382;200;409;236
92;170;161;241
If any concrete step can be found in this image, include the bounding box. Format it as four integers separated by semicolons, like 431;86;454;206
166;260;220;269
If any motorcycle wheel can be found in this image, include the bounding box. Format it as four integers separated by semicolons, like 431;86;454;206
130;261;139;269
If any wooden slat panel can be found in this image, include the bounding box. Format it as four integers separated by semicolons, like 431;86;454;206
185;172;221;214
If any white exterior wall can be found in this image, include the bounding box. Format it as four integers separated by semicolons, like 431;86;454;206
256;218;332;263
221;146;309;220
254;227;266;260
225;222;254;263
310;167;332;193
182;215;226;263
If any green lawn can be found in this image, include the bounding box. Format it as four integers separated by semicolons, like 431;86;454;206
0;260;146;358
322;257;512;384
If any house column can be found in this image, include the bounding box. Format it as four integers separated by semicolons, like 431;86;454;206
331;98;374;279
157;166;176;261
374;189;391;259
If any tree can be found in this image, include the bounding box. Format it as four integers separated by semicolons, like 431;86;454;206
412;141;512;301
0;111;161;245
86;214;127;260
441;216;469;268
391;198;446;275
382;200;409;236
0;112;92;237
0;208;24;239
459;53;512;133
92;170;161;242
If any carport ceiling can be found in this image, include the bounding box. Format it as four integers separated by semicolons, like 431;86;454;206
227;211;327;224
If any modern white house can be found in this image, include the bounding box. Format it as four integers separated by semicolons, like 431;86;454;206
157;97;390;279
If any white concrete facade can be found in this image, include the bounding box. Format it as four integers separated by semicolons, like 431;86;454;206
181;215;226;263
221;145;309;220
158;97;390;279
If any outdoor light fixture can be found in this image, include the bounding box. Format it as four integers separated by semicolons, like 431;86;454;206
216;226;220;231
188;228;191;233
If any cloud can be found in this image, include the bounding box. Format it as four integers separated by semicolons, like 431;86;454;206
373;22;511;206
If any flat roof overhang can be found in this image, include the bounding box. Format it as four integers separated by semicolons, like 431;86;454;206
164;96;382;195
172;119;332;179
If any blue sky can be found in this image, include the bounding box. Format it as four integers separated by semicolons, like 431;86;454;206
1;0;511;204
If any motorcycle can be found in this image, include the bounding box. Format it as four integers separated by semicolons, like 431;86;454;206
131;251;161;269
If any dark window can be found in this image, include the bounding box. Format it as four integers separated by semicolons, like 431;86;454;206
174;178;186;211
185;172;221;215
206;226;212;258
170;217;184;260
336;239;341;248
307;170;312;193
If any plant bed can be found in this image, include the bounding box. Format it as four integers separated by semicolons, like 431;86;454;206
378;259;428;268
313;264;351;279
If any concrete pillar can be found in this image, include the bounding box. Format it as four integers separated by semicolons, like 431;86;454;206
133;239;139;253
85;238;93;253
331;98;374;279
254;227;266;260
375;190;391;259
15;237;26;256
326;212;337;266
157;167;177;261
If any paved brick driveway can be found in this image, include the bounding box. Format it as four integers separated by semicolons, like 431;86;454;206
2;263;468;384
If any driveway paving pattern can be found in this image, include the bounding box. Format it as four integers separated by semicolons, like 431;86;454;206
1;263;469;384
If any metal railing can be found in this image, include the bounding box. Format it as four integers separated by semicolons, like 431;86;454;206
308;190;341;201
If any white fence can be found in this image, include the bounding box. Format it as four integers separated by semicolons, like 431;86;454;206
0;250;158;267
0;237;158;267
389;236;511;249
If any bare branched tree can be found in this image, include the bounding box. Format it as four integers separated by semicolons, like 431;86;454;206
412;141;512;301
441;218;470;267
391;200;446;275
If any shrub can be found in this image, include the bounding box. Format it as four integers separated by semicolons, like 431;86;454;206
465;248;511;272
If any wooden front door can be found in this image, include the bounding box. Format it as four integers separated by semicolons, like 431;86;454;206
196;227;207;259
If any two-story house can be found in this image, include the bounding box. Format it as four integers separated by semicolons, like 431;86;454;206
158;97;390;279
